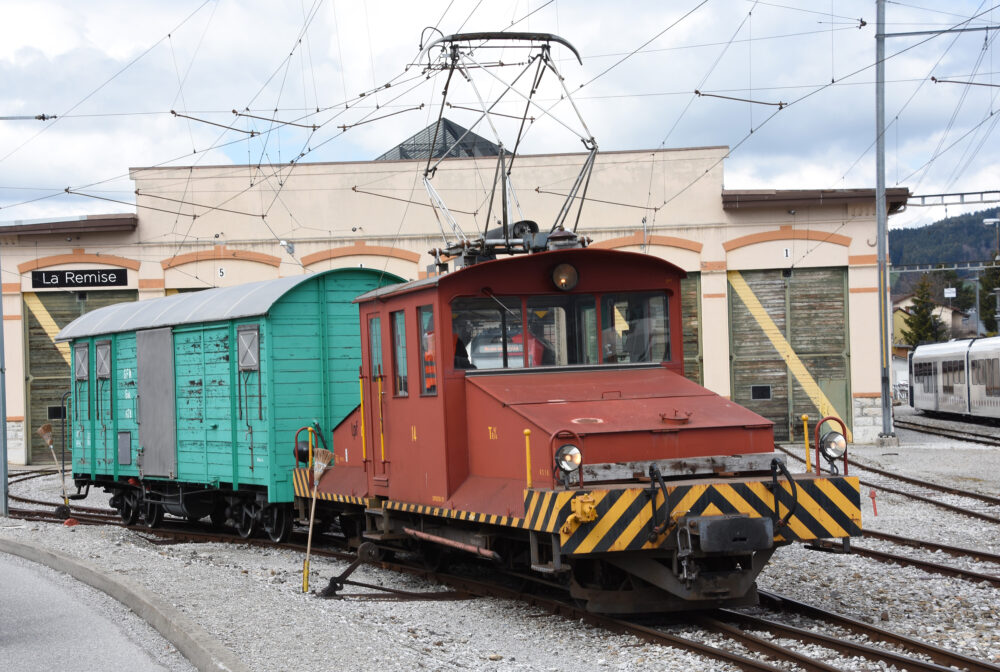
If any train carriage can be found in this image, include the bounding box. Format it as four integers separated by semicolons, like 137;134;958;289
57;268;403;541
910;340;970;415
911;336;1000;419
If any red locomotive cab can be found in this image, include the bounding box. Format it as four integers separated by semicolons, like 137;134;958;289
330;248;775;521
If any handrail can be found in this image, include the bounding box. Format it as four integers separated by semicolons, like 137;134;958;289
293;425;315;488
814;415;849;475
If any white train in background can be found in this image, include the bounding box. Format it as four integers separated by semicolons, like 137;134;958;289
910;337;1000;418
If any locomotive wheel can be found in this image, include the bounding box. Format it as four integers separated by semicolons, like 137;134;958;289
262;504;293;543
420;542;447;572
120;490;140;526
142;499;163;528
235;503;257;539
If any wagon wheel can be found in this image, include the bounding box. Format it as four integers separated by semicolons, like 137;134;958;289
262;504;293;543
235;503;258;539
209;501;228;529
120;490;140;526
142;497;163;528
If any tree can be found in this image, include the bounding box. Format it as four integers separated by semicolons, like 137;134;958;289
901;274;947;346
979;265;1000;334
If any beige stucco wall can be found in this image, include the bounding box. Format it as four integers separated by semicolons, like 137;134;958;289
1;146;897;459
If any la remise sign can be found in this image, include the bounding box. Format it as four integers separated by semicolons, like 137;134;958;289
31;269;127;289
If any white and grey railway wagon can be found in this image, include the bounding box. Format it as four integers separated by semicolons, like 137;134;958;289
910;336;1000;419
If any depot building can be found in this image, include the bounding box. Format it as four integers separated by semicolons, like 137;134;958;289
1;122;908;463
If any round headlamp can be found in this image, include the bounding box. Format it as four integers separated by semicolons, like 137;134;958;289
819;431;847;462
552;263;578;291
555;444;582;473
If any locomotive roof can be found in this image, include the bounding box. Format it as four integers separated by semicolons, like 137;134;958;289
56;268;402;342
353;248;685;303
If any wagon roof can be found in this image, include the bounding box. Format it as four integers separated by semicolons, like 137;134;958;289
56;269;399;341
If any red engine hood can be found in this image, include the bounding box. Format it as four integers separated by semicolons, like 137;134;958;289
466;367;772;437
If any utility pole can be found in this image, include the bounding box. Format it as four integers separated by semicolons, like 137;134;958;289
874;1;998;444
1;247;8;517
994;288;1000;332
875;0;896;444
975;273;982;336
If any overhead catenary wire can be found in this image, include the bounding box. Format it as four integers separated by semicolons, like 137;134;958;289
655;2;1000;264
0;0;213;166
3;0;996;252
581;1;709;88
909;4;993;193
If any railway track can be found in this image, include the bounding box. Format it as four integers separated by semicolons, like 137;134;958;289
840;529;1000;588
893;418;1000;447
777;444;1000;525
9;473;1000;672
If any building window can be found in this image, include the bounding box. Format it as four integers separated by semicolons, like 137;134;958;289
750;385;772;401
418;306;436;395
391;311;408;396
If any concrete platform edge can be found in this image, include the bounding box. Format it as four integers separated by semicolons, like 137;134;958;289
0;537;249;672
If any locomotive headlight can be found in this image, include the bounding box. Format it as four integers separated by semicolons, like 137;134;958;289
555;444;582;473
552;263;579;291
820;431;847;462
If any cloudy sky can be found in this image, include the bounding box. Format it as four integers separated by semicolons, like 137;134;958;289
1;0;998;230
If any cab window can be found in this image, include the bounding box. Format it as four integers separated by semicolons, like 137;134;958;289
368;316;382;378
525;295;598;366
451;296;523;370
600;292;669;363
418;306;437;395
448;290;670;370
390;311;407;396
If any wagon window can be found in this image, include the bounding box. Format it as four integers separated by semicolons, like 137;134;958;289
96;340;112;379
418;306;436;395
451;296;523;370
74;344;89;380
237;325;260;371
989;359;1000;397
369;316;383;379
390;311;408;396
599;292;670;363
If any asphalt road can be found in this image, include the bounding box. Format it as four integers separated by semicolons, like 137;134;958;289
0;552;191;671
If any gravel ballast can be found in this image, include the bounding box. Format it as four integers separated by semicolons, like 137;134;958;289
3;427;1000;670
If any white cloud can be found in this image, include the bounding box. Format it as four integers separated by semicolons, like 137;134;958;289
1;0;997;226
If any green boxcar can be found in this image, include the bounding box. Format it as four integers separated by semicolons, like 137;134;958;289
56;268;403;540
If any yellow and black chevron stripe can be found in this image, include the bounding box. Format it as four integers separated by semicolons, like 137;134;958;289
294;467;860;555
524;476;861;554
292;468;373;506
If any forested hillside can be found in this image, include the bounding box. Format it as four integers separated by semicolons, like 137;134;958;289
889;206;1000;309
889;207;1000;266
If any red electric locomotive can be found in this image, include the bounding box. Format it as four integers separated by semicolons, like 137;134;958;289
297;232;861;613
